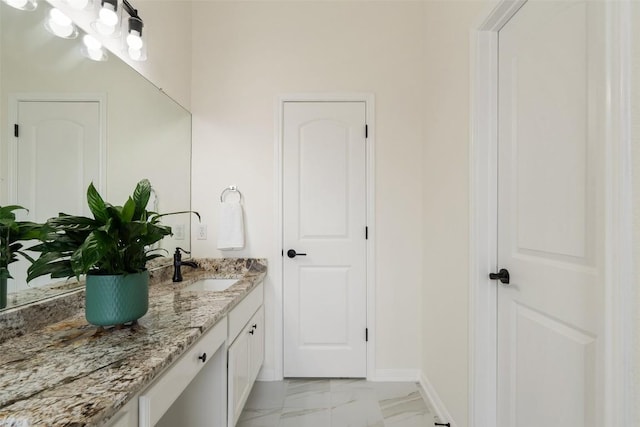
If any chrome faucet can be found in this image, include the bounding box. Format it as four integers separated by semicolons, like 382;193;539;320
173;247;198;282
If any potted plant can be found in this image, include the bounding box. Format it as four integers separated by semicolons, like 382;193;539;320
0;205;41;309
27;179;198;326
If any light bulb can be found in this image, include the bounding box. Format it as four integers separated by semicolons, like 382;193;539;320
50;8;72;26
82;34;107;60
98;3;118;26
45;8;77;38
83;34;102;50
4;0;37;11
67;0;89;9
128;47;141;61
94;20;115;36
126;32;143;50
6;0;28;7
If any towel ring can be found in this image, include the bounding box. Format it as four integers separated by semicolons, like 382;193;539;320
220;186;242;203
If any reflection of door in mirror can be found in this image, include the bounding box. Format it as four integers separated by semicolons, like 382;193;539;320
9;97;105;292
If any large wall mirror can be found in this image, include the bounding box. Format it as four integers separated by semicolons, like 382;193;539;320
0;3;192;309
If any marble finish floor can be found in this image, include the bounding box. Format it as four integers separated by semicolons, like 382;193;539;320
237;379;436;427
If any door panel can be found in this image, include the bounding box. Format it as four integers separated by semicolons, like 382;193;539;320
497;1;604;425
283;101;367;378
299;120;349;238
16;101;101;221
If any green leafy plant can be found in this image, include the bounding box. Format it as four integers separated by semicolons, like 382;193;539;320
0;205;41;280
27;179;199;281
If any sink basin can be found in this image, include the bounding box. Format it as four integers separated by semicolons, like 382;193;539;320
183;278;238;292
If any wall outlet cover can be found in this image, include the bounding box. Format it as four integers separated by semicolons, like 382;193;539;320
174;224;185;240
197;224;207;240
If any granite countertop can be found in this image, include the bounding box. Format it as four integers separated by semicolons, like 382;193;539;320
0;258;267;427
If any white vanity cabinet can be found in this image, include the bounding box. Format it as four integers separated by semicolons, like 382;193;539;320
105;282;264;427
227;283;265;427
139;317;228;427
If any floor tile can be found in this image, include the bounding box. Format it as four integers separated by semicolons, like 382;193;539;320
331;397;384;427
279;408;331;427
372;382;421;402
285;379;331;396
378;390;431;423
384;412;434;427
283;379;332;409
237;408;281;427
283;390;332;410
330;379;374;392
245;381;287;410
239;380;434;427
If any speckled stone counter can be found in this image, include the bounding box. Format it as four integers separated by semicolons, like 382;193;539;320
0;258;267;427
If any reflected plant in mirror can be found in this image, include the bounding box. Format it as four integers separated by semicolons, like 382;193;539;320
0;205;41;308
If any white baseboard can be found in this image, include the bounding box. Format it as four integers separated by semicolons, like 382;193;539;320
370;369;421;382
419;372;457;427
256;368;279;381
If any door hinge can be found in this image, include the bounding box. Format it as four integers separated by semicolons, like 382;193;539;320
365;124;368;139
365;226;369;240
365;328;368;342
14;124;19;138
281;249;284;257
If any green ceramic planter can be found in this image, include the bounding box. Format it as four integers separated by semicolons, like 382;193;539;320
85;270;149;326
0;276;6;309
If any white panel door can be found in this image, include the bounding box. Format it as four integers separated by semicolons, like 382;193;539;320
497;1;604;426
283;101;367;378
10;100;102;290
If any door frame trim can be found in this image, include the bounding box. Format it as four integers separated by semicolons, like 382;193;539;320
274;93;376;380
7;93;108;204
469;1;634;425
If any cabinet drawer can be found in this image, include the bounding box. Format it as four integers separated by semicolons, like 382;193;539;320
228;282;263;343
139;317;227;427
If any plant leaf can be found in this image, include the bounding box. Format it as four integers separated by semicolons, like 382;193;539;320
86;183;109;223
132;179;151;219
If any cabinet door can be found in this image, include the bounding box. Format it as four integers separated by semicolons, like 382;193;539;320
228;326;251;427
249;306;265;383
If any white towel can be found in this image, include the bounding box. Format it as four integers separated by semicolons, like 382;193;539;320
217;201;245;250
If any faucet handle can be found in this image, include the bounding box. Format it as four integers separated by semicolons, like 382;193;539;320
176;247;191;255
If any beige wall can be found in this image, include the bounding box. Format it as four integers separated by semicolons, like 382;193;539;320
422;1;491;425
190;1;427;379
632;1;640;423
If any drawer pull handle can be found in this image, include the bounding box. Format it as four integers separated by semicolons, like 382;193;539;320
198;353;207;363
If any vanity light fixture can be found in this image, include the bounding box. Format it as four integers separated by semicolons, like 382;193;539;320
45;8;78;39
125;15;145;61
123;0;146;61
81;34;108;61
2;0;37;11
92;0;119;36
98;0;117;25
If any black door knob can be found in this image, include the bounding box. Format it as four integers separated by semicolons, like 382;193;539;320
489;268;510;285
198;353;207;363
287;249;307;258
